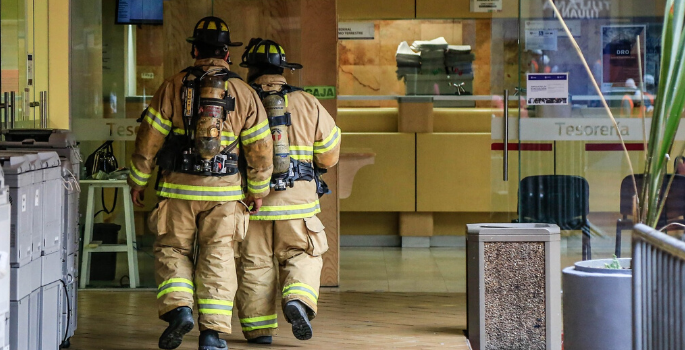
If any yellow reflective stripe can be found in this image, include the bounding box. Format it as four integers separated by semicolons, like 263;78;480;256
283;282;319;298
242;323;278;332
197;299;233;306
247;178;271;194
240;314;279;331
250;201;321;221
283;282;319;304
129;162;151;186
197;299;233;315
157;287;194;298
289;145;313;161
240;314;278;323
290;154;312;161
248;178;271;186
172;128;186;135
198;309;232;315
157;182;244;201
144;107;172;136
314;127;340;154
240;120;270;145
128;173;147;187
158;278;194;289
282;290;317;304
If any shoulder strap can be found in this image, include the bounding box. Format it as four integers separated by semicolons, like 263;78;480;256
280;84;304;94
250;83;302;101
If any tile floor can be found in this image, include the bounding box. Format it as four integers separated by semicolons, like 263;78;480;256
338;235;632;293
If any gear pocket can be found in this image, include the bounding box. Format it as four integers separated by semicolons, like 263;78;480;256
234;201;250;243
148;199;168;236
304;216;328;256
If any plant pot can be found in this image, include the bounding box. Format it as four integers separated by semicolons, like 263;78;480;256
562;258;632;350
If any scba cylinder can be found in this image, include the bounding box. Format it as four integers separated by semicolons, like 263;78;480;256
195;75;226;160
263;94;290;175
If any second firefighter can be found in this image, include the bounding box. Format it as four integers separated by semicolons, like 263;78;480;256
235;38;341;345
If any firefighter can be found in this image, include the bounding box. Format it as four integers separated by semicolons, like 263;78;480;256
128;18;273;350
235;38;341;345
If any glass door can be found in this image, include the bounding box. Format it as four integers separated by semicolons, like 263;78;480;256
516;0;666;264
489;7;524;224
0;0;27;128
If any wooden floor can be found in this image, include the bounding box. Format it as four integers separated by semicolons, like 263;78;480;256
69;291;469;350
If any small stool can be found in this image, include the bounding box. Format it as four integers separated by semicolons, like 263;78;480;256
79;179;140;288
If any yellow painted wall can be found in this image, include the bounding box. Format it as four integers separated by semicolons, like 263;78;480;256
48;0;70;129
340;133;416;212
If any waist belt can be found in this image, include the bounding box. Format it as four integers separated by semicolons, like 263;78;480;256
156;134;239;177
271;159;315;191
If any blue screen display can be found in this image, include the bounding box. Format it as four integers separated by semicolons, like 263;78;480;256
116;0;163;24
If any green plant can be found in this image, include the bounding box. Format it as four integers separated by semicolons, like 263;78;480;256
547;0;685;229
604;255;622;269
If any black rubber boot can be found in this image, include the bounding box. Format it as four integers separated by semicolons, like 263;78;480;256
284;300;313;341
198;330;227;350
247;336;272;344
159;306;195;349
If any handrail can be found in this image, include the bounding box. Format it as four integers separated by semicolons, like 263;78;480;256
632;223;685;350
633;223;685;260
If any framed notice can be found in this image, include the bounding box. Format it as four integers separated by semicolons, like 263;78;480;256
601;25;646;89
338;22;374;40
471;0;502;12
526;73;569;105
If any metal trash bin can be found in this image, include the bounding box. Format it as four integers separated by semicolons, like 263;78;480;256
466;223;562;350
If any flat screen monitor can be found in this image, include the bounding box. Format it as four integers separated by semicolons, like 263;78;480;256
116;0;163;25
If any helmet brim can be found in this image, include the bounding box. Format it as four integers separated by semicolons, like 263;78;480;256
187;37;243;47
239;61;303;69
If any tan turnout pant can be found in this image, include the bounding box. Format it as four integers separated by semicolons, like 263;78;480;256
153;198;249;334
236;216;328;339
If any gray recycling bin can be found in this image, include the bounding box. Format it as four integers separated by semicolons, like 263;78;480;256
466;223;562;350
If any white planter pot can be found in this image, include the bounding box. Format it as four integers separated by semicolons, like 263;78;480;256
562;258;632;350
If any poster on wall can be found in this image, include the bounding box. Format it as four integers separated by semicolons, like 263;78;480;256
338;22;375;40
526;73;569;105
525;29;558;51
525;20;581;38
471;0;502;12
601;25;647;89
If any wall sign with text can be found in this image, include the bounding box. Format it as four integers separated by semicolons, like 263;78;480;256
527;73;569;105
491;118;685;142
471;0;502;12
304;86;336;100
338;22;374;40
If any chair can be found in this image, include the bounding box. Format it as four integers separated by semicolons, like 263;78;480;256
518;175;592;260
616;174;685;258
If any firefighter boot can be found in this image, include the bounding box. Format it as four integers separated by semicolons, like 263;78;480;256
199;330;228;350
159;306;195;349
284;300;312;340
247;336;273;344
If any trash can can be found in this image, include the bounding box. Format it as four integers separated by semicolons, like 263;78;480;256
466;223;561;350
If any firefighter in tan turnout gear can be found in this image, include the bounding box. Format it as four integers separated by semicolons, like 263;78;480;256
235;38;341;345
127;18;273;350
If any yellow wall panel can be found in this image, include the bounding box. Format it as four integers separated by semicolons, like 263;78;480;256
341;212;399;235
48;0;70;129
417;133;492;212
337;108;398;132
433;108;494;132
340;133;416;212
338;0;415;20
